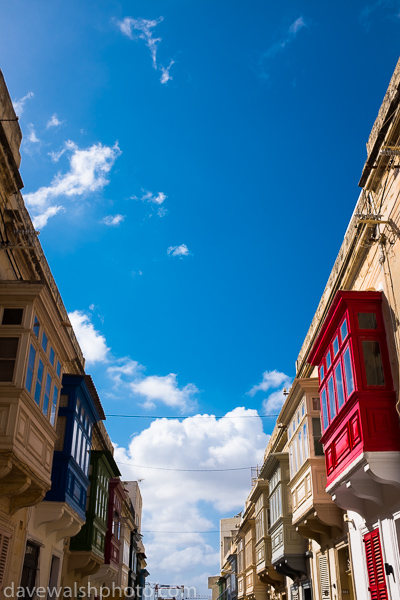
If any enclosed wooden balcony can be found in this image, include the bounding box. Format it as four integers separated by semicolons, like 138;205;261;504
280;378;344;546
308;291;400;519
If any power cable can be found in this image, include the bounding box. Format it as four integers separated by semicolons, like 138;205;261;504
106;413;280;419
116;461;251;472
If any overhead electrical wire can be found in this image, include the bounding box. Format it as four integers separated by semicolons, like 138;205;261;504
116;461;251;472
106;413;280;419
141;530;220;534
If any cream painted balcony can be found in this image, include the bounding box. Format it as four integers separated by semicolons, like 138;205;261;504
280;378;343;546
0;282;82;514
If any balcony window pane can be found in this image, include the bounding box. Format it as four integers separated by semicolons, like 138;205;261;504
33;316;40;338
43;373;52;416
335;363;345;409
358;312;377;329
49;347;55;366
2;308;23;325
50;385;59;426
321;389;329;430
298;430;303;465
25;345;36;392
343;348;354;397
312;397;320;411
312;418;324;456
340;318;348;342
35;359;44;405
56;360;61;378
333;336;339;356
327;376;336;420
41;332;48;353
293;437;298;472
76;428;83;466
0;337;19;382
320;365;324;382
362;341;385;386
303;423;308;460
326;350;331;370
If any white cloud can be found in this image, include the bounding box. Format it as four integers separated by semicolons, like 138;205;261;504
102;214;125;226
160;60;175;84
262;16;307;63
167;244;190;257
23;140;121;228
68;310;110;364
13;91;34;116
248;369;292;415
107;358;143;384
27;124;40;144
117;16;163;68
32;205;64;229
131;373;199;412
248;369;289;396
114;407;268;588
139;190;167;204
46;113;64;128
48;147;67;163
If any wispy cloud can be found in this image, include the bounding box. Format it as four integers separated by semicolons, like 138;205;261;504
260;16;307;75
102;214;125;226
32;206;64;229
248;369;292;415
46;113;64;129
116;16;176;83
27;124;40;144
160;60;175;84
167;244;190;258
68;310;110;364
138;190;167;204
24;140;121;228
13;91;34;116
360;0;400;29
117;17;163;68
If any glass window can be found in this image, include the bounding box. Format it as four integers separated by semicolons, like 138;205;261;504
362;341;385;386
358;313;377;329
289;446;294;478
312;397;320;411
333;336;339;356
33;316;40;338
293;437;298;472
71;420;78;457
56;360;61;378
25;345;36;392
2;308;23;325
0;337;19;382
298;430;303;465
302;403;305;417
335;363;345;409
321;389;329;430
326;350;331;369
297;411;300;425
303;423;308;460
340;318;348;342
343;347;354;397
49;347;55;366
35;359;44;405
320;365;324;381
327;376;336;420
41;332;48;353
312;418;324;456
42;373;52;416
50;385;59;426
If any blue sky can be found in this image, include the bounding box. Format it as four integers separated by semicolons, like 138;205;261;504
2;0;400;591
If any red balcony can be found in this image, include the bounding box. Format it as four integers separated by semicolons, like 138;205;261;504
308;291;400;516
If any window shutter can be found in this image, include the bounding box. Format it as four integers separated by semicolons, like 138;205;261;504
364;529;388;600
318;553;331;599
0;532;10;587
